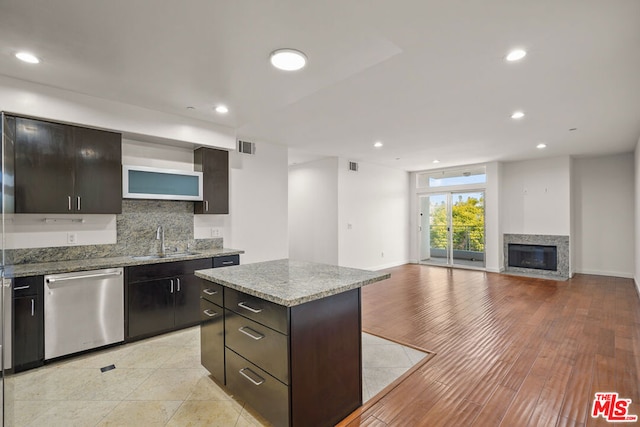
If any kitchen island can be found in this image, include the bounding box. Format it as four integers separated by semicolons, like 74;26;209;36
195;259;390;427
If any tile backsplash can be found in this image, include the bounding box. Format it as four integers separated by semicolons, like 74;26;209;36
6;200;222;264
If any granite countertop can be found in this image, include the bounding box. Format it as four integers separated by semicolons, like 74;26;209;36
195;259;390;307
5;248;244;277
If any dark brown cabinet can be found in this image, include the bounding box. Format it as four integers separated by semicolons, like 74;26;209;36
73;126;122;213
200;294;225;382
126;258;213;340
174;273;203;327
194;147;229;214
200;255;239;384
201;285;362;427
13;276;44;373
14;116;122;214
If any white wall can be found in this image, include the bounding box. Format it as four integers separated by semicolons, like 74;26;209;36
485;161;502;272
635;138;640;295
572;153;634;278
288;158;339;265
501;156;572;236
337;159;410;270
0;75;235;149
210;140;289;264
288;158;410;270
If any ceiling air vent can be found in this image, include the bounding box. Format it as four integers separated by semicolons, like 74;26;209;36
238;140;256;155
348;161;359;172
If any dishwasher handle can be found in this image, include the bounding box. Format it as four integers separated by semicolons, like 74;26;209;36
46;270;122;284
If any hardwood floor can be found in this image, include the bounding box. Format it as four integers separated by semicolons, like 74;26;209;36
338;265;640;427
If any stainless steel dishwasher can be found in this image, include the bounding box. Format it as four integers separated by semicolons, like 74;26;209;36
44;267;124;360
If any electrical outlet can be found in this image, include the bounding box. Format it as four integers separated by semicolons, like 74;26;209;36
211;227;222;238
67;232;78;244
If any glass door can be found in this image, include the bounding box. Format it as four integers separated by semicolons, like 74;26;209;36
419;191;485;269
451;191;485;268
419;193;450;266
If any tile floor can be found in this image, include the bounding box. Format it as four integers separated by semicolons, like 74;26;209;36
4;327;428;426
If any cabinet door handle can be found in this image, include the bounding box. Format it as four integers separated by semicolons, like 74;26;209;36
68;196;72;211
170;279;174;293
203;288;218;295
239;368;265;386
205;200;209;212
237;302;262;313
176;278;181;292
77;196;81;211
14;285;30;291
238;326;264;340
203;309;218;317
31;298;35;316
222;261;234;265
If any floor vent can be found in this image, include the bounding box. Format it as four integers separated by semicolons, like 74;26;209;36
238;140;256;155
348;161;359;172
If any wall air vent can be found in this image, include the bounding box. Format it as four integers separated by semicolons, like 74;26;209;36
348;161;359;172
238;140;256;155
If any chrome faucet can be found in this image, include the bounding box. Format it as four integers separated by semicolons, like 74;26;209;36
156;225;165;256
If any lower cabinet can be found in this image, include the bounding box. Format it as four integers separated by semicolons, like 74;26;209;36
200;297;225;382
13;276;44;372
201;285;362;427
126;258;213;340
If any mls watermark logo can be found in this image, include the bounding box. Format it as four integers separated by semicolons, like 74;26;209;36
591;392;638;422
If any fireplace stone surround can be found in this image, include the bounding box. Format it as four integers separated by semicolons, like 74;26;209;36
503;234;570;280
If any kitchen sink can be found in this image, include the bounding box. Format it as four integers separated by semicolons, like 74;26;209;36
130;252;201;261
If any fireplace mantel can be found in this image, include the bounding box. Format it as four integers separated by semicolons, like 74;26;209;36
503;234;570;280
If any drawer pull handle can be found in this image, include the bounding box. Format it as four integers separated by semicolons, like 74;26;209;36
238;326;264;340
203;289;218;295
203;309;219;317
239;368;265;386
238;302;262;313
222;261;234;265
14;285;30;291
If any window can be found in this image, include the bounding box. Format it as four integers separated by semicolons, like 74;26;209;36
417;166;486;188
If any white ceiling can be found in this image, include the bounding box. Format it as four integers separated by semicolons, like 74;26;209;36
0;0;638;171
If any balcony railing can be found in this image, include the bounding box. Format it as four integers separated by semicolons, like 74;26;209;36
428;224;485;252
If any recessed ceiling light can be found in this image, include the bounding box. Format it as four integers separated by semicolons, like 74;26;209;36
270;49;307;71
186;106;195;110
215;105;229;114
511;111;525;119
433;159;440;164
15;51;40;64
536;143;547;149
506;49;527;62
373;141;383;148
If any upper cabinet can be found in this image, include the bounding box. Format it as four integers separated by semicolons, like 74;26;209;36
14;116;122;214
194;147;229;214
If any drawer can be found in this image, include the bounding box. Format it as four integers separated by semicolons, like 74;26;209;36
225;309;289;384
201;280;223;306
13;276;43;298
127;258;212;283
213;254;239;268
225;348;289;427
200;299;225;383
224;288;289;335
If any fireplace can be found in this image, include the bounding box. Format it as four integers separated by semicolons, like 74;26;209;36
503;234;570;279
508;244;557;271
